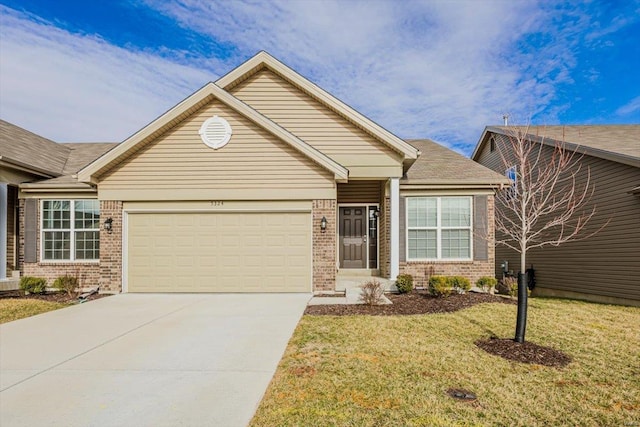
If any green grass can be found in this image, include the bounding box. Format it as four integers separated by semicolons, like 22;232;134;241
0;299;69;324
251;298;640;427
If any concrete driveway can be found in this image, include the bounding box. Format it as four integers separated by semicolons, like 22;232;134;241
0;293;310;427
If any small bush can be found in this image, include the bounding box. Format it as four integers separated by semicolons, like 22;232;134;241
19;276;47;294
428;275;453;297
360;280;386;305
476;276;498;293
450;276;471;293
497;277;518;297
53;274;79;297
395;274;414;294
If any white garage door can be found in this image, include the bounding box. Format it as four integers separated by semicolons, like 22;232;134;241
126;212;311;292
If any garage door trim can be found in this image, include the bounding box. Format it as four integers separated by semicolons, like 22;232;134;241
122;206;313;293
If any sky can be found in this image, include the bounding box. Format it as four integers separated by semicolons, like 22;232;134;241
1;0;639;156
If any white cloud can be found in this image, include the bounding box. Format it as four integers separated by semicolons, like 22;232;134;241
141;0;584;150
0;1;607;154
616;96;640;116
0;6;218;142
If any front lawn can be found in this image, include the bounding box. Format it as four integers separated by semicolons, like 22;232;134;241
0;299;69;323
251;298;640;427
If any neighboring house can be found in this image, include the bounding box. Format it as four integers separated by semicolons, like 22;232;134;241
473;125;640;306
1;52;507;293
0;119;116;287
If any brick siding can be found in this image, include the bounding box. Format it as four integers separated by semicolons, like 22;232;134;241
379;196;390;278
312;199;336;292
99;201;123;293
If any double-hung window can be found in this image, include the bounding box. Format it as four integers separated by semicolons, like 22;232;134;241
42;200;100;261
407;197;472;260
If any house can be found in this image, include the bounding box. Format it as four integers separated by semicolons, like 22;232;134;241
473;125;640;306
0;120;116;288
1;52;508;293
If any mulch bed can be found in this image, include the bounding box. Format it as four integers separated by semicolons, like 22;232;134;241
0;290;109;304
475;337;572;367
305;291;515;316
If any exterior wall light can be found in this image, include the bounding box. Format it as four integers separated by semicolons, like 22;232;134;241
320;216;327;233
104;217;113;234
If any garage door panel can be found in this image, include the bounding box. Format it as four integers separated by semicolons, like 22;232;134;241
127;212;311;292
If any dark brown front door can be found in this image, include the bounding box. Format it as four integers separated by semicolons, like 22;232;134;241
339;206;367;268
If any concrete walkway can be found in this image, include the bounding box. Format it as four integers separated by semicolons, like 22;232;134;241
0;293;310;427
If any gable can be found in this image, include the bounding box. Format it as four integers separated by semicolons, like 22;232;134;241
98;99;335;201
230;69;405;177
78;82;348;186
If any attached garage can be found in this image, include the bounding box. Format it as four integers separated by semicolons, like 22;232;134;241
125;207;312;293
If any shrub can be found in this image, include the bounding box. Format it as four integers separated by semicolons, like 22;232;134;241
428;275;453;297
476;276;498;293
53;274;79;297
19;276;47;294
450;276;471;293
359;280;386;305
497;277;518;297
395;274;414;294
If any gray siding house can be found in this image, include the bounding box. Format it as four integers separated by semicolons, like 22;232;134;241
473;125;640;306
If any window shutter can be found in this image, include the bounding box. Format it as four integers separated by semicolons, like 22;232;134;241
473;195;488;261
399;196;406;262
24;199;37;263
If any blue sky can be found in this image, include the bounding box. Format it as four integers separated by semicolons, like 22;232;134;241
1;0;639;155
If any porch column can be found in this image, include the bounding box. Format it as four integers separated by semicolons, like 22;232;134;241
390;177;399;280
0;183;7;280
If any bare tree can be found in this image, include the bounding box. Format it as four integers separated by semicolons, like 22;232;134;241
493;125;602;343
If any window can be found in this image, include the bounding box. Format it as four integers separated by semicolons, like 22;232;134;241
42;200;100;261
490;137;496;152
407;197;472;260
505;166;517;198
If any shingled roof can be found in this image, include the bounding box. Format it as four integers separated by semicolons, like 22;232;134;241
403;139;509;187
475;125;640;168
20;142;118;190
0;119;70;176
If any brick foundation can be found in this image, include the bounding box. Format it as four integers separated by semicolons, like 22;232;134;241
312;199;336;292
400;261;494;288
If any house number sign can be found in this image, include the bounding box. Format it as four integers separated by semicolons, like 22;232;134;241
210;201;224;206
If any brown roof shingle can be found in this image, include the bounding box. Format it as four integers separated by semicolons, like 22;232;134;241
0;119;70;176
403;139;509;186
491;125;640;161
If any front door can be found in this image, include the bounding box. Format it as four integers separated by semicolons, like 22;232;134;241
339;206;367;268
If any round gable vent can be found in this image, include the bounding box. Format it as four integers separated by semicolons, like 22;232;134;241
199;116;232;149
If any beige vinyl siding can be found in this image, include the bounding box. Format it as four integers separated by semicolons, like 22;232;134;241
337;181;383;203
476;134;640;302
231;69;403;174
98;99;334;200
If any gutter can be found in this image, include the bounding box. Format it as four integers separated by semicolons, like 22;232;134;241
0;157;58;178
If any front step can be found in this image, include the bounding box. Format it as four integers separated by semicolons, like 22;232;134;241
336;275;395;292
337;268;380;277
0;278;20;291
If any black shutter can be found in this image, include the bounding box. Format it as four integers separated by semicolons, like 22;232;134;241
24;199;37;263
473;195;488;261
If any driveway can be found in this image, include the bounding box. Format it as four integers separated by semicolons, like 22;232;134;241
0;293;310;427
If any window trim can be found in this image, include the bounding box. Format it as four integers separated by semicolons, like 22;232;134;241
405;196;473;261
40;199;101;263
